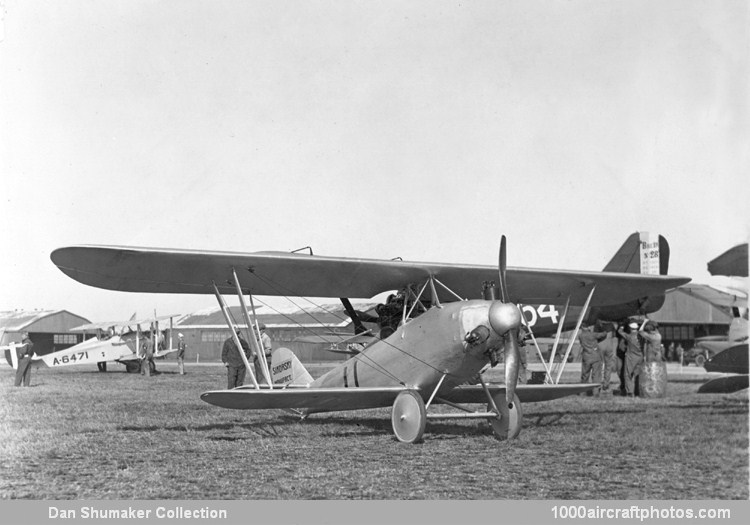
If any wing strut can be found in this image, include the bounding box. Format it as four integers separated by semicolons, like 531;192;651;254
520;313;554;384
212;281;259;389
552;286;596;384
546;296;570;373
232;268;273;388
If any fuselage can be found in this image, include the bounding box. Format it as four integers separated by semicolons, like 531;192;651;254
312;300;504;398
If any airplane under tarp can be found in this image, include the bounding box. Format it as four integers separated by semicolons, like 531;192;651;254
708;243;748;278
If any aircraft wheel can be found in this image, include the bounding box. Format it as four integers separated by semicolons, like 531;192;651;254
488;393;523;440
695;354;706;367
125;362;140;374
391;390;426;444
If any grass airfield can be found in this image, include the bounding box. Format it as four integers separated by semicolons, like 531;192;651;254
0;361;747;500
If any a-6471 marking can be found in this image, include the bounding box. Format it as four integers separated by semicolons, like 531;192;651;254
52;351;89;366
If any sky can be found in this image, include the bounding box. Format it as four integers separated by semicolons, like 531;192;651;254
1;0;748;323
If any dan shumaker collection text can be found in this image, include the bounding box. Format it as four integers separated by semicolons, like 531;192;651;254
49;505;227;520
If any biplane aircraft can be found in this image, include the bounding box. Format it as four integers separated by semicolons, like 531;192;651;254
2;314;181;373
50;232;689;443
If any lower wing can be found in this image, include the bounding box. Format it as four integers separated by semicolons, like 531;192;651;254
201;386;408;412
200;383;597;413
439;383;598;404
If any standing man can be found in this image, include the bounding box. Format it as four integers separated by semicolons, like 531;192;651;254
639;321;663;362
254;323;273;384
222;329;251;389
577;324;607;395
176;333;186;375
617;321;643;397
14;332;34;387
140;334;155;376
599;324;619;393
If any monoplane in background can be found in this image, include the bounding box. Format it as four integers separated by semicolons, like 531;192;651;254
51;232;689;443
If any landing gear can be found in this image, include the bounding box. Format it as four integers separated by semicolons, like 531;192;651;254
487;392;522;440
391;390;426;444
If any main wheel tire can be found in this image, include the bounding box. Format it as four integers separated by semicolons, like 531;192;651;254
391;390;426;444
488;392;523;440
695;354;706;367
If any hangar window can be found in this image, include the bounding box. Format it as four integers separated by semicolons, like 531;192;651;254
54;334;78;345
201;331;226;343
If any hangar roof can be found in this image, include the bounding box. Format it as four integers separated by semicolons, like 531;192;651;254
177;303;379;329
0;310;91;332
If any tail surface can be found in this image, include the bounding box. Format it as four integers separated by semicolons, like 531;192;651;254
592;232;671;320
603;232;669;275
270;348;314;387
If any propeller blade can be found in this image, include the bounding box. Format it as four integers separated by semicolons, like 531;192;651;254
499;235;509;303
340;298;369;335
504;328;521;407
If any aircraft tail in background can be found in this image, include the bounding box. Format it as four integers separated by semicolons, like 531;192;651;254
603;232;669;275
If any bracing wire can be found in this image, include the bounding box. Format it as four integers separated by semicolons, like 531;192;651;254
244;270;451;382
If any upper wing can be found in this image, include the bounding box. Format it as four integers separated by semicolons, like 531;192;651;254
51;245;690;306
201;385;408;412
70;314;180;332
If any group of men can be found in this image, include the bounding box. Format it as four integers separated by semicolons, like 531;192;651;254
140;331;188;376
578;319;663;397
221;323;273;389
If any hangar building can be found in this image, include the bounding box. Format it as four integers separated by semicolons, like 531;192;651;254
648;284;745;349
174;303;378;363
0;310;91;356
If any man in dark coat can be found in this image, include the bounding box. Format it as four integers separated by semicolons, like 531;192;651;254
222;330;251;389
577;324;607;394
14;332;34;387
617;321;643;397
177;333;186;375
